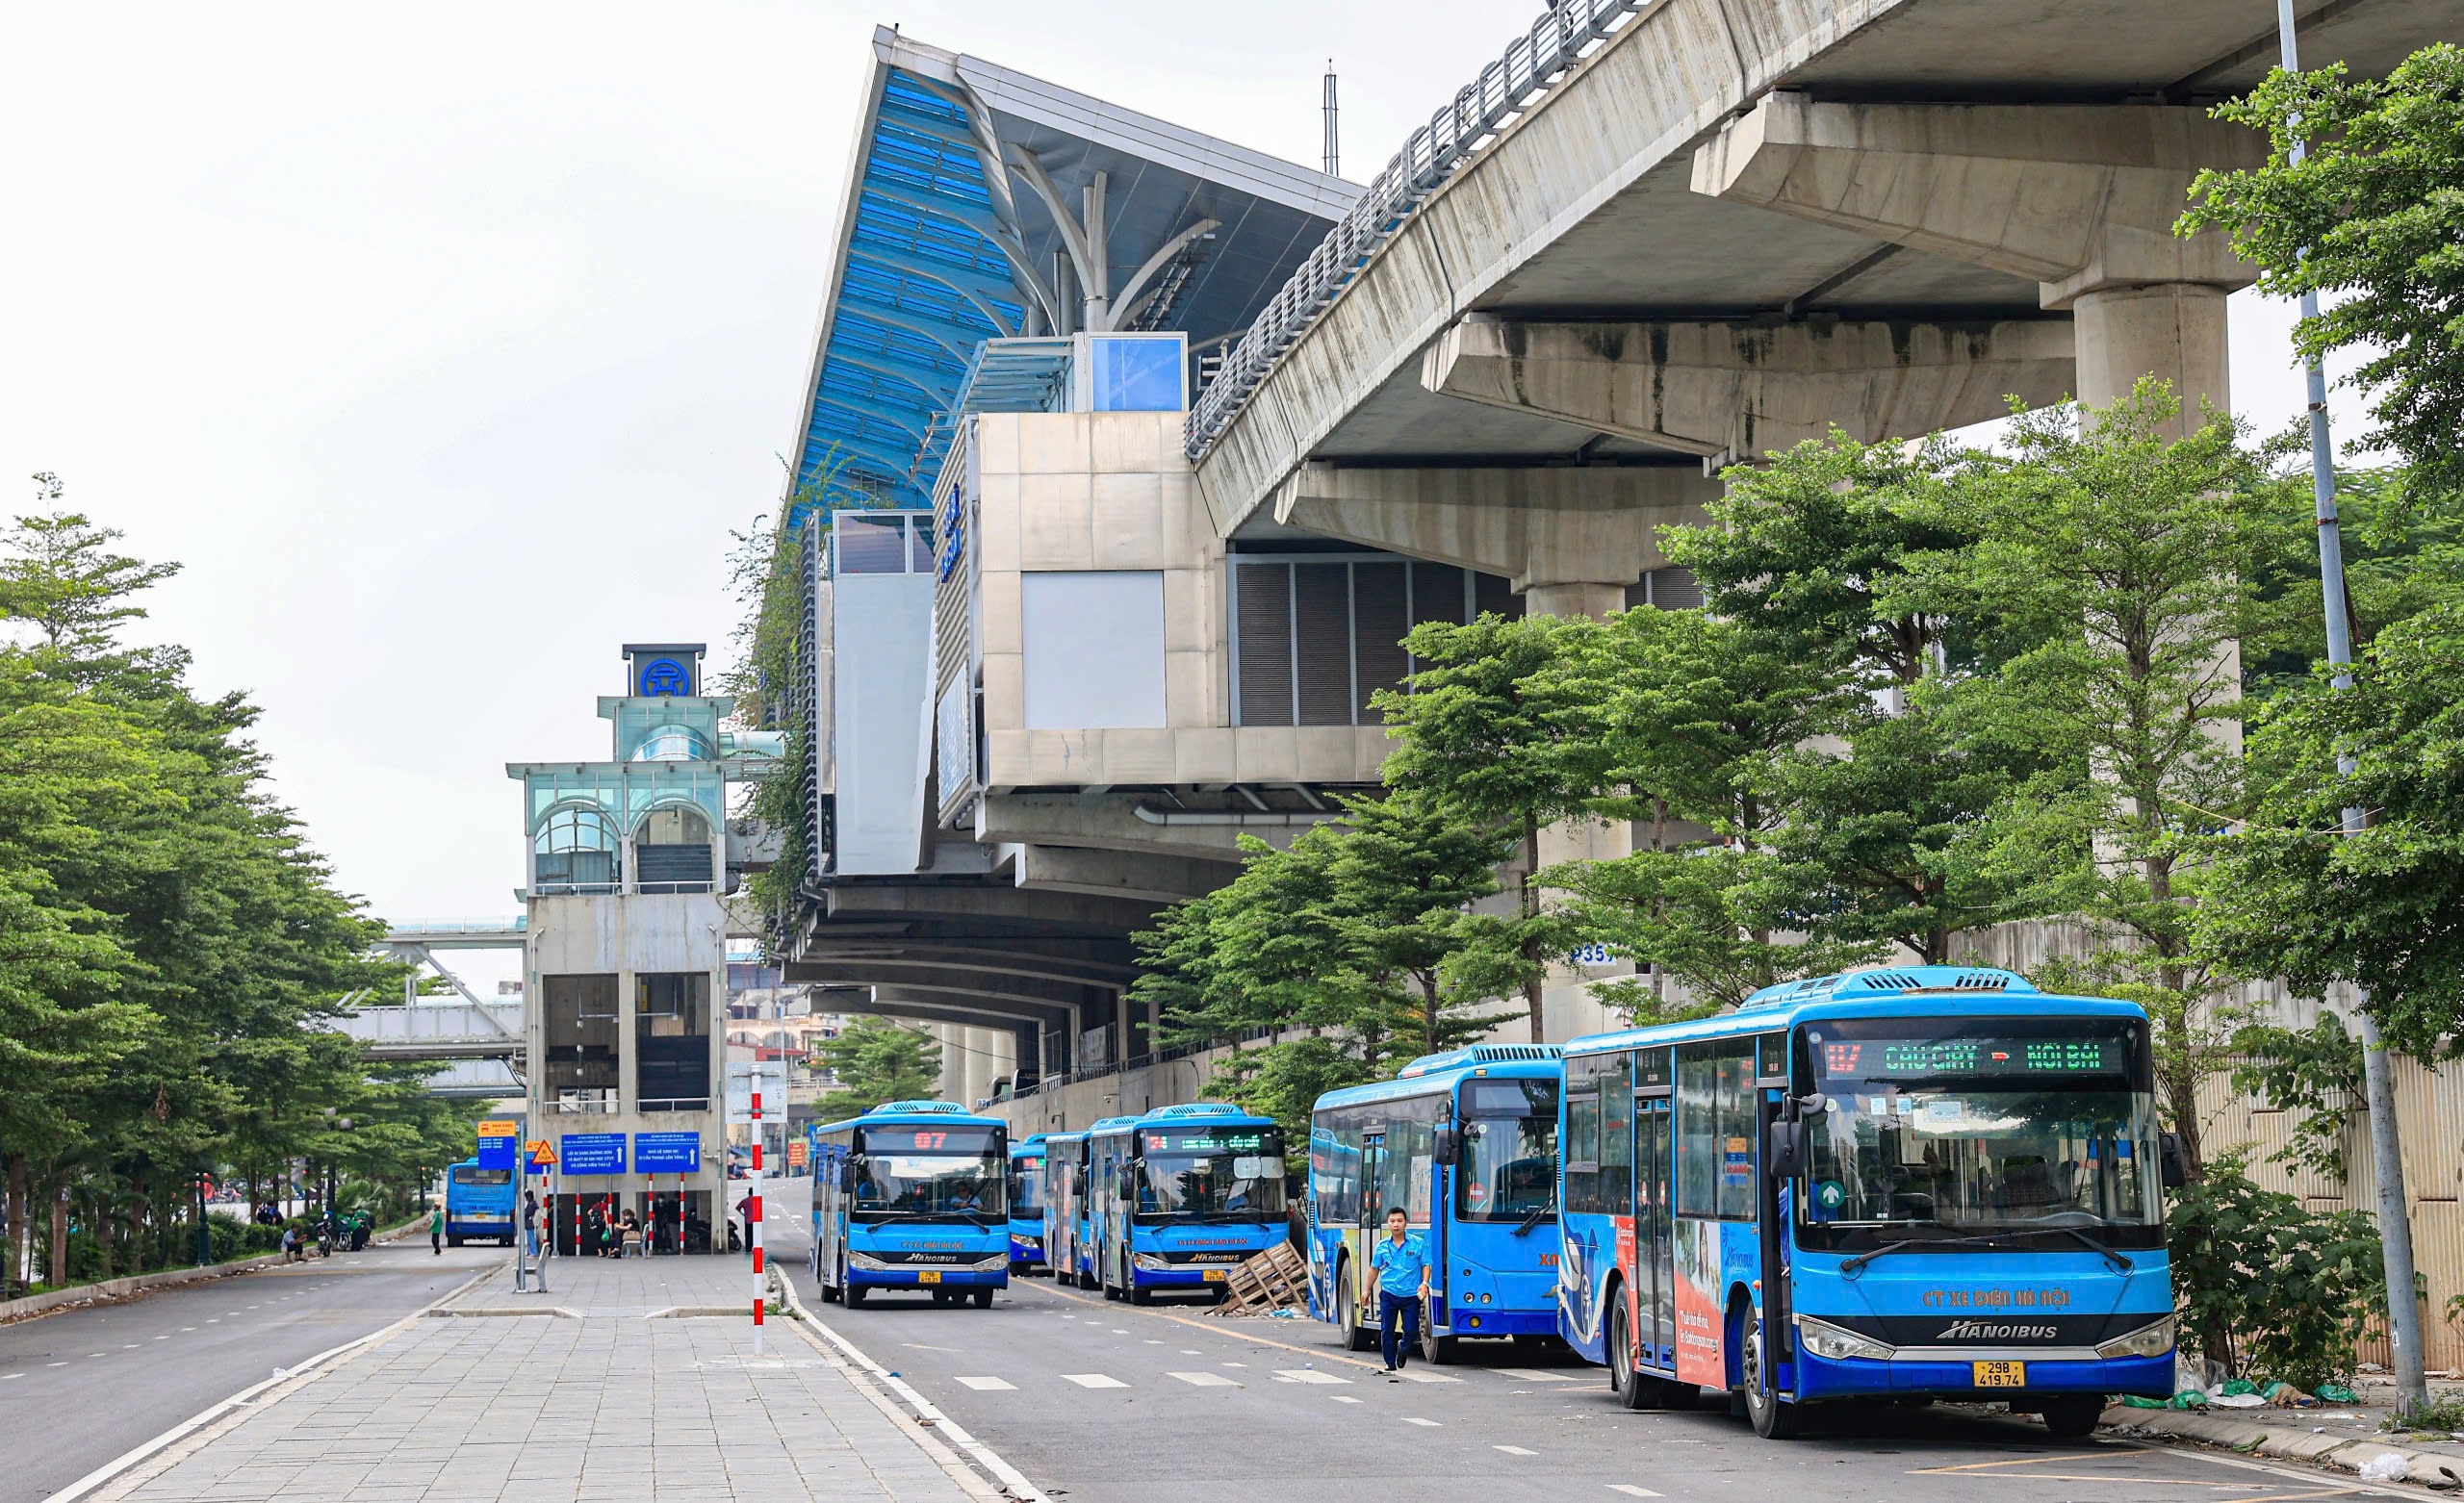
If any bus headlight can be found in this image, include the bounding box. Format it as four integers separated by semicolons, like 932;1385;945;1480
972;1255;1011;1272
1132;1253;1175;1271
2095;1316;2174;1361
1794;1316;1895;1363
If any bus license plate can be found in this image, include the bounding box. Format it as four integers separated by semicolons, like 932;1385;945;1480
917;1270;941;1284
1973;1361;2025;1388
1201;1268;1227;1283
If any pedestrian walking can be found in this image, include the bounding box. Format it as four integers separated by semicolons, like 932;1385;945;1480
1370;1206;1429;1379
426;1202;443;1256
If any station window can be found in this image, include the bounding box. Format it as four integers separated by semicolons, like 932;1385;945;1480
636;972;711;1111
1086;335;1185;412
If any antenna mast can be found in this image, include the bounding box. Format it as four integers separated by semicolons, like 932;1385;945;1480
1322;61;1340;177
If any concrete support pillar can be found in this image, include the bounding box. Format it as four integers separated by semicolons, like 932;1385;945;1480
2070;285;2231;436
1524;582;1629;620
1693;96;2261;426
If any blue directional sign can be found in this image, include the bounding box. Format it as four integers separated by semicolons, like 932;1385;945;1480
559;1133;626;1176
634;1133;701;1174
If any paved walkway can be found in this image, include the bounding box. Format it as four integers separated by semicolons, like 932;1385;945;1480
93;1253;983;1503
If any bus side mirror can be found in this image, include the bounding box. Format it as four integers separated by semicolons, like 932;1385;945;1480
839;1161;857;1194
1431;1127;1457;1168
2159;1133;2188;1190
1765;1120;1806;1181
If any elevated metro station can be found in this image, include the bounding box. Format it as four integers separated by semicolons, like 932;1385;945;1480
773;6;2463;1132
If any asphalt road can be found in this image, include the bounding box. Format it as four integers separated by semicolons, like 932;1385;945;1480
768;1212;2387;1503
0;1240;500;1502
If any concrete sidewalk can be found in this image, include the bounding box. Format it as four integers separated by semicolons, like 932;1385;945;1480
90;1252;987;1503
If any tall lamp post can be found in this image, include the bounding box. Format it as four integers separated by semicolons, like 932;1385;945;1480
2272;0;2427;1419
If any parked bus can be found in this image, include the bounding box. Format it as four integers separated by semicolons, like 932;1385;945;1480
443;1159;516;1247
1086;1104;1287;1304
807;1100;1010;1309
1309;1044;1564;1361
1041;1130;1092;1286
1557;965;2182;1439
1007;1134;1048;1276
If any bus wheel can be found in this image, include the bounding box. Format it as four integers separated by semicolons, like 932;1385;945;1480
447;1235;463;1248
1608;1294;1653;1410
1427;1333;1462;1365
844;1262;867;1310
2038;1395;2102;1439
1337;1263;1376;1352
1743;1317;1802;1439
971;1287;994;1310
1128;1281;1152;1306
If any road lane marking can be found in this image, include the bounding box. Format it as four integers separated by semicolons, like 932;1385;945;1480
1062;1373;1128;1388
1180;1349;1202;1354
1496;1445;1538;1456
46;1362;66;1367
1222;1361;1247;1367
1394;1367;1460;1383
1331;1394;1363;1404
1144;1339;1164;1344
1273;1369;1351;1384
1168;1371;1241;1387
1608;1488;1664;1498
1403;1416;1441;1427
1498;1367;1578;1382
180;1327;194;1332
953;1377;1015;1391
1110;1328;1127;1334
1;1373;21;1381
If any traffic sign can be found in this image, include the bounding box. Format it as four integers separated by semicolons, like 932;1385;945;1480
475;1118;518;1170
786;1140;808;1168
476;1118;518;1137
526;1138;556;1166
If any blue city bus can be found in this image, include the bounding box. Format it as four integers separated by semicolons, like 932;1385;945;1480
1007;1134;1048;1276
807;1100;1010;1309
1086;1104;1288;1304
1556;966;2183;1439
1309;1045;1564;1361
444;1159;516;1247
1041;1130;1092;1286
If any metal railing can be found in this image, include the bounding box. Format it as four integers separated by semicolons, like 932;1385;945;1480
1002;1023;1296;1101
1183;0;1650;463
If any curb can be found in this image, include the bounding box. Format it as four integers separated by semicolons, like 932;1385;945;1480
2105;1404;2464;1490
0;1213;429;1326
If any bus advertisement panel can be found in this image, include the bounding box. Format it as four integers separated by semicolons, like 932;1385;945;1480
1086;1104;1286;1304
1309;1046;1563;1361
1556;966;2182;1439
1007;1134;1047;1275
808;1101;1010;1309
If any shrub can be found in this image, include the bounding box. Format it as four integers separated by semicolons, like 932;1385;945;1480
2169;1156;2388;1390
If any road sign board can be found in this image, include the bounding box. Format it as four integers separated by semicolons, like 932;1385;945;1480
634;1132;701;1174
475;1118;518;1170
476;1118;518;1136
560;1133;625;1175
786;1140;808;1167
526;1138;555;1166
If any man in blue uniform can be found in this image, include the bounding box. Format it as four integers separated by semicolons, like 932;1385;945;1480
1369;1206;1430;1379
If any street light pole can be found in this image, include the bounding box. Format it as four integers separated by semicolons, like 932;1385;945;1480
2274;0;2427;1420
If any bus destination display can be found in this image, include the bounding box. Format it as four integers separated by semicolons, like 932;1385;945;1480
1818;1037;2125;1079
860;1127;998;1156
1144;1128;1277;1155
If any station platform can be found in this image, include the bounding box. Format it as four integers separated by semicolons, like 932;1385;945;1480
90;1251;985;1503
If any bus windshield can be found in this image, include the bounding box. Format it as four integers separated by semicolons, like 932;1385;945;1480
450;1166;512;1186
1137;1126;1286;1219
1799;1017;2163;1247
1008;1159;1044;1213
1457;1078;1557;1222
854;1126;1006;1220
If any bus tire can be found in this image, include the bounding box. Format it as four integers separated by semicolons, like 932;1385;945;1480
1743;1316;1802;1439
971;1287;994;1310
1608;1291;1653;1410
2038;1395;2101;1439
1427;1332;1462;1365
1336;1262;1376;1353
844;1259;867;1309
1128;1281;1152;1306
447;1235;463;1248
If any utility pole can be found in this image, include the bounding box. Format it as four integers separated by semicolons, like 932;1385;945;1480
2274;0;2426;1419
1322;62;1340;178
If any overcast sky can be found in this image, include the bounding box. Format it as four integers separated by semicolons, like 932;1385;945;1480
0;3;2370;970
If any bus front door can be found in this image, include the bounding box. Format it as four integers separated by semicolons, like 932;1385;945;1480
1641;1099;1674;1370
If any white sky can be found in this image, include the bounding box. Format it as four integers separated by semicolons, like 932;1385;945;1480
0;3;2372;967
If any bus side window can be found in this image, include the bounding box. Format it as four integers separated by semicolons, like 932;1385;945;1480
1564;1083;1602;1214
1601;1056;1634;1212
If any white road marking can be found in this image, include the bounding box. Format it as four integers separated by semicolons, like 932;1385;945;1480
1394;1367;1460;1383
1221;1361;1247;1367
46;1362;66;1367
87;1353;106;1359
1608;1488;1665;1498
1144;1339;1164;1344
1168;1371;1240;1388
1062;1373;1128;1389
903;1343;961;1353
1495;1444;1538;1456
1403;1416;1441;1427
1272;1369;1351;1385
1499;1368;1578;1382
953;1376;1016;1391
1;1373;21;1381
205;1319;219;1324
1331;1394;1363;1404
1109;1328;1127;1335
1180;1349;1202;1355
180;1327;195;1332
122;1344;139;1349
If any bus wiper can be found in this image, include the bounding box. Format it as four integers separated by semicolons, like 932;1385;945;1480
1838;1233;2008;1278
2047;1226;2134;1274
862;1210;999;1228
1512;1206;1553;1238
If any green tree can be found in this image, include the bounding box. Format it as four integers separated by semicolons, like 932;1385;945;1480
1899;383;2288;1173
1375;611;1613;1042
814;1018;943;1120
2168;1156;2389;1389
2183;45;2464;508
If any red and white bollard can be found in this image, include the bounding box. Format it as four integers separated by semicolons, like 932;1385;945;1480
750;1088;765;1355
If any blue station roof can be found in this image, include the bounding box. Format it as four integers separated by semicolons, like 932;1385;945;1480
786;29;1357;513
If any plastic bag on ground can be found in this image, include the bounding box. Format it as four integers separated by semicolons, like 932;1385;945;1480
2219;1378;2260;1397
2314;1382;2358;1404
2168;1389;2212;1410
2213;1392;2268;1408
2358;1452;2411;1482
2120;1395;2172;1409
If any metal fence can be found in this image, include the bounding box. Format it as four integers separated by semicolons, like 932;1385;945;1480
1182;0;1651;462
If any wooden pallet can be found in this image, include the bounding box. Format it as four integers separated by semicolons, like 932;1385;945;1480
1209;1240;1308;1316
